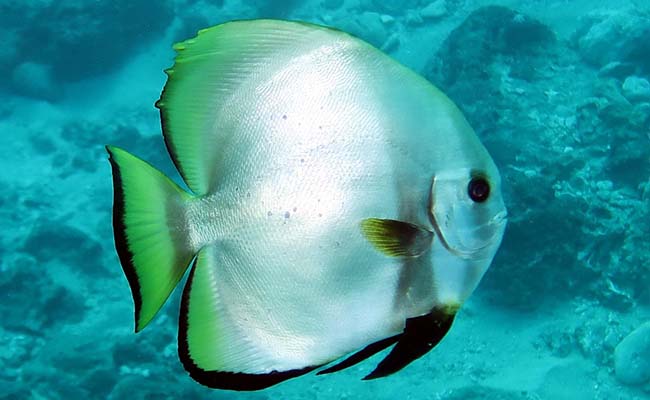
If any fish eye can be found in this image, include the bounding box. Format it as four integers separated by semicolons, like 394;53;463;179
468;176;490;203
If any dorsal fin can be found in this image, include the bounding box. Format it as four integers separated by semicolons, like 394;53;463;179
156;20;357;195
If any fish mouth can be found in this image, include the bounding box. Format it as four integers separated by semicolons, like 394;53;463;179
430;210;507;260
490;210;509;226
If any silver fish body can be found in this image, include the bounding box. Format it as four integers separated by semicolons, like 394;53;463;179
107;19;507;390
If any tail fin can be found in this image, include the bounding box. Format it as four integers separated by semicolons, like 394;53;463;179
107;146;195;332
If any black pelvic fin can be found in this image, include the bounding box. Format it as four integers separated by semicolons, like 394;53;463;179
317;335;401;375
363;307;456;380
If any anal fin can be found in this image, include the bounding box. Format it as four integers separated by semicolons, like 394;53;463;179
179;245;323;391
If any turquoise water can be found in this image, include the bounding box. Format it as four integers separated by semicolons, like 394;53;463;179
2;1;650;399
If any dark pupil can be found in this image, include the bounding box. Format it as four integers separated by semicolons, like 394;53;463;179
468;177;490;203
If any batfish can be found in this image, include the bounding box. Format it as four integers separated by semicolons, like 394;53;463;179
107;19;507;391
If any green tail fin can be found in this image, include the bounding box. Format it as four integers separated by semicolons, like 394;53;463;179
107;145;195;332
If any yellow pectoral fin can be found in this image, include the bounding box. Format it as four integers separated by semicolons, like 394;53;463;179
360;218;434;258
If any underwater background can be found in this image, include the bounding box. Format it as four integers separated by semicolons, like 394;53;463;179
1;0;649;399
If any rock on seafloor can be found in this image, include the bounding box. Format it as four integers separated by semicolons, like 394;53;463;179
574;10;650;71
614;321;650;385
0;0;174;83
420;0;448;20
335;11;392;50
429;5;555;89
622;76;650;102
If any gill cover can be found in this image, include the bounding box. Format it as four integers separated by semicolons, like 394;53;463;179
429;169;506;259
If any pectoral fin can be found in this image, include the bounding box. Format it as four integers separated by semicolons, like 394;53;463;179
363;306;456;380
361;218;434;257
